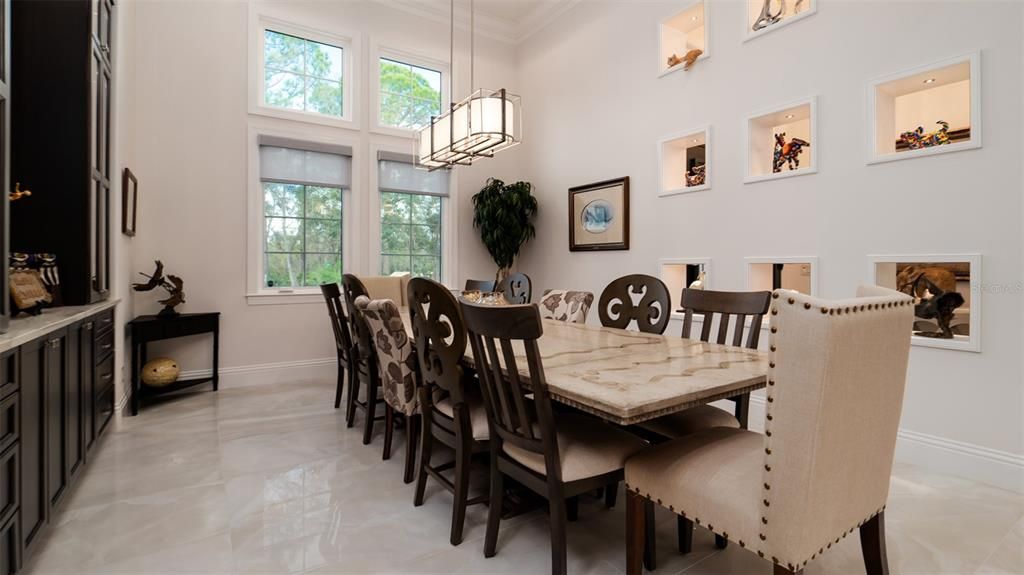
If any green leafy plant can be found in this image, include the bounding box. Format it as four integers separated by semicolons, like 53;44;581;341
472;178;538;285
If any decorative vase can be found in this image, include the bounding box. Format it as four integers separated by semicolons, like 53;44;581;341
141;357;181;387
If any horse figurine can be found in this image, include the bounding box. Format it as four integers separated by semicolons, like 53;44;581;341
899;120;951;150
772;133;810;173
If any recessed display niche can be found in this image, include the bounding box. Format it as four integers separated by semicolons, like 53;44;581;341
658;0;707;77
747;257;817;295
744;97;816;183
867;52;980;164
660;258;710;316
869;254;981;352
658;126;710;196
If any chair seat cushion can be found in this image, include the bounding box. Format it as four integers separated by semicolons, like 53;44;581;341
638;405;740;439
503;413;647;482
435;393;490;441
625;427;765;547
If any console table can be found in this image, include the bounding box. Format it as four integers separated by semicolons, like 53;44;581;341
129;312;220;415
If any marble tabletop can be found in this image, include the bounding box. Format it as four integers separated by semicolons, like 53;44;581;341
400;309;768;425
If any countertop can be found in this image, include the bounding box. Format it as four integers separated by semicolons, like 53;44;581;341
0;299;120;354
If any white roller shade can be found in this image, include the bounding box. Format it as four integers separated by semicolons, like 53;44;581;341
259;136;352;188
378;151;449;197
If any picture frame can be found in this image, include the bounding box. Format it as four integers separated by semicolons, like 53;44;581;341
568;177;629;252
122;167;138;237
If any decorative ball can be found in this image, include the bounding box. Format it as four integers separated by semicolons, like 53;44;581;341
141;358;180;387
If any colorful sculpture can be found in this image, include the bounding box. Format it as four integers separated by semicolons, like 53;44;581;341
685;163;706;187
899;120;951;150
667;48;703;71
772;133;810;173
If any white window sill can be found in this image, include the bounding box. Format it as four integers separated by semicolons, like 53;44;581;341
246;291;325;306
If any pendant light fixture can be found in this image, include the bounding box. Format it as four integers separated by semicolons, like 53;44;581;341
415;0;522;170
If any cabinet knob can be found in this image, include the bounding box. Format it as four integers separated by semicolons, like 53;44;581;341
84;322;94;331
101;344;112;351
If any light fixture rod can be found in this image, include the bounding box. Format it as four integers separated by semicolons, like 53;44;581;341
470;0;475;94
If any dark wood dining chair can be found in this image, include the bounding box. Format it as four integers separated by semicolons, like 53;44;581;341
464;278;496;292
342;274;386;443
320;283;354;410
598;274;672;334
361;298;421;483
408;277;491;546
640;288;772;556
498;272;532;304
462;300;647;575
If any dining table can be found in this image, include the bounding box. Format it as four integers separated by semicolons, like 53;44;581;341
401;308;769;426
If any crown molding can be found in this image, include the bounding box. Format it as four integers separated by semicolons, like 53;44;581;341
372;0;580;45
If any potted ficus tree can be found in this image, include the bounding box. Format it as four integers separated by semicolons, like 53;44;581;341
472;178;538;286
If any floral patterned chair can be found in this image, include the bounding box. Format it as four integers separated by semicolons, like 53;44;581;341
539;289;595;324
360;297;422;484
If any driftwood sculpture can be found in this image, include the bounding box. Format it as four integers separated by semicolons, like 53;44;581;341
910;275;964;339
896;265;957;298
133;260;186;318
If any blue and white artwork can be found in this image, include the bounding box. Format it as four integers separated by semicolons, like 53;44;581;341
581;199;614;234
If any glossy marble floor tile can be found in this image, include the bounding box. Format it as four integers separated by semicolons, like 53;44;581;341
22;378;1024;575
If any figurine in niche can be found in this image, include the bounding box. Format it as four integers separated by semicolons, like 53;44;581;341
909;274;965;339
772;132;810;173
667;49;703;71
899;120;951;151
133;260;186;318
688;269;706;290
685;163;706;187
752;0;784;31
896;265;956;298
9;183;31;202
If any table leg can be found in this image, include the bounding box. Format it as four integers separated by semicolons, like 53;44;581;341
733;392;751;429
130;342;140;416
212;323;220;391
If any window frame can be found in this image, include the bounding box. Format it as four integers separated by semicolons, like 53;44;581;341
246;124;361;305
249;10;360;130
370;44;449;138
368;142;458;286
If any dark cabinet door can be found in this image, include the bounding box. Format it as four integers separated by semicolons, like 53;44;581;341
18;337;45;552
66;325;83;480
43;333;67;509
0;0;9;333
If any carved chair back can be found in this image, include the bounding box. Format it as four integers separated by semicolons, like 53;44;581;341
320;282;353;365
499;272;532;304
408;277;468;406
464;279;496;292
679;288;772;349
598;274;671;334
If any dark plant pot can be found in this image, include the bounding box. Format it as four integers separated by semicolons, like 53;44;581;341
158;306;180;319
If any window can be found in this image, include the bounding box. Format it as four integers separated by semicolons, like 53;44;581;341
378;56;443;130
259;137;352;288
263;28;345;118
378;152;448;281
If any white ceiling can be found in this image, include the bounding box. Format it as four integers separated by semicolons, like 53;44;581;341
375;0;580;43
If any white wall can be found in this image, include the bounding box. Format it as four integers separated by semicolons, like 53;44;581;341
515;0;1023;490
125;0;519;380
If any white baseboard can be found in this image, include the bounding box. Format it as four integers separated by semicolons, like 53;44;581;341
740;395;1024;494
178;357;337;390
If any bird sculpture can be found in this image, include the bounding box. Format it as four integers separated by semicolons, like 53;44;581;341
133;260;186;318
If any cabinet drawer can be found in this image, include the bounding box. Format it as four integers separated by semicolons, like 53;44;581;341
0;509;18;575
0;353;15;402
95;327;115;361
95;354;114;395
0;395;17;456
96;386;114;437
94;308;115;337
0;445;16;527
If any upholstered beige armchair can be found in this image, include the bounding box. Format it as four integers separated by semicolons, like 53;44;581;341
624;286;914;575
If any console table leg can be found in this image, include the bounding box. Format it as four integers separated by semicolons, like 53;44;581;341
212;325;220;391
130;343;140;416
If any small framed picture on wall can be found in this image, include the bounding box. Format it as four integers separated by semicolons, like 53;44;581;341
122;167;138;237
568;177;630;252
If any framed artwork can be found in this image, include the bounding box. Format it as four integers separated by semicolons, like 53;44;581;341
568;177;629;252
869;254;981;352
122;167;138;237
